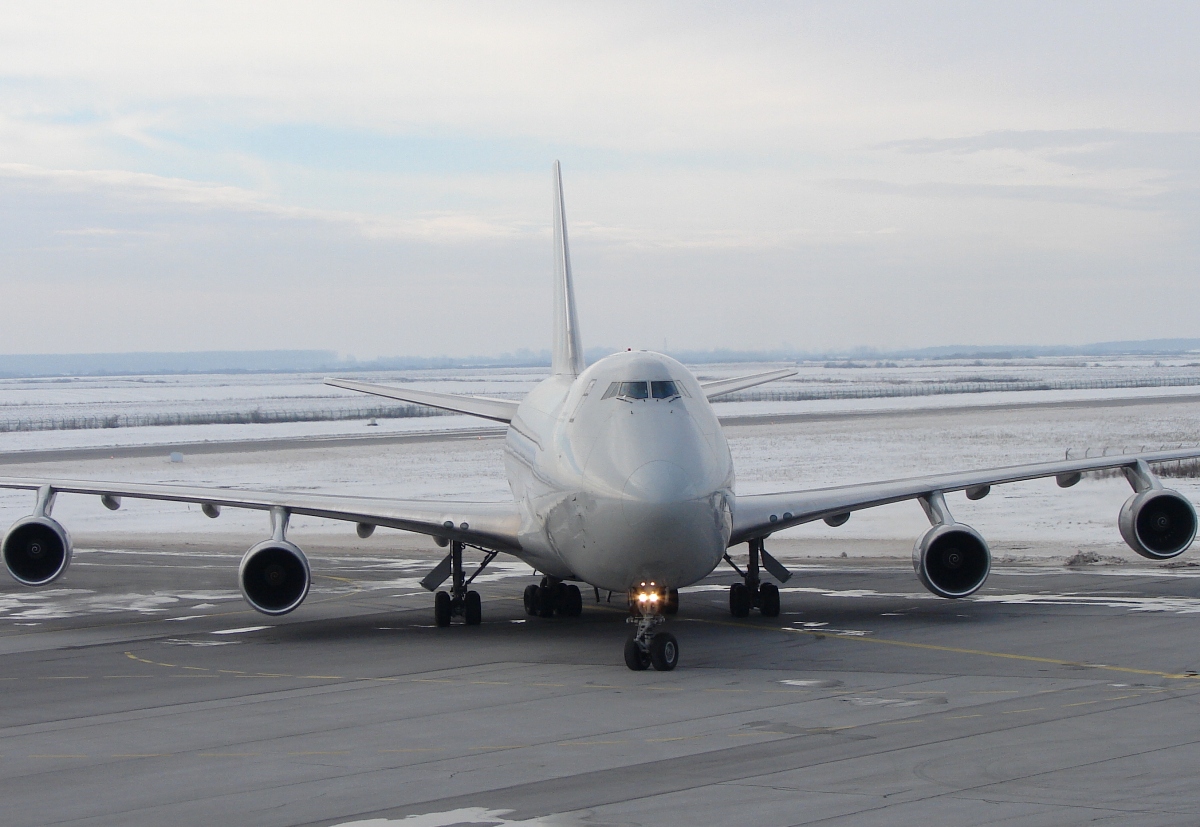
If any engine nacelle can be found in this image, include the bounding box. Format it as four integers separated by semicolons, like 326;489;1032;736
2;516;72;586
1119;489;1198;560
913;523;991;599
239;540;310;615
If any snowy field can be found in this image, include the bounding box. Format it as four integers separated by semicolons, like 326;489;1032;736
0;361;1198;569
3;356;1200;454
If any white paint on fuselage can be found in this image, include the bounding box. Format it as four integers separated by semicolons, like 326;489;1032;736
502;351;734;593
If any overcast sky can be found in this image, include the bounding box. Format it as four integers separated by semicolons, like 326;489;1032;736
1;2;1197;358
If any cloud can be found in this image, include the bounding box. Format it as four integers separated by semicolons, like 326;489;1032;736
0;4;1199;356
0;162;535;244
878;129;1200;175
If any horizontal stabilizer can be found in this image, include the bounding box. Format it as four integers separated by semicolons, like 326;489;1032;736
700;367;797;400
325;378;518;423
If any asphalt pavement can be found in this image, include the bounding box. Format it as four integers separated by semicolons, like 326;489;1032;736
3;543;1200;826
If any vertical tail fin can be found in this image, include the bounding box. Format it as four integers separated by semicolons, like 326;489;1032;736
551;161;586;377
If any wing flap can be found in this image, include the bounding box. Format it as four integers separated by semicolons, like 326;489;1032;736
731;447;1200;545
325;378;517;423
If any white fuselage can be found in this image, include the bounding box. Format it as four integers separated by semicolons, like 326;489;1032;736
502;351;735;593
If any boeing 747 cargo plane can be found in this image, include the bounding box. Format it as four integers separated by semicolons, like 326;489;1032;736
3;163;1200;670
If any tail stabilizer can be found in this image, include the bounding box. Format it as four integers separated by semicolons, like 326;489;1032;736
552;161;586;376
700;367;797;400
325;378;517;423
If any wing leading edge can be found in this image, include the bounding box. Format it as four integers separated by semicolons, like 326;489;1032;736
731;447;1200;545
0;476;522;551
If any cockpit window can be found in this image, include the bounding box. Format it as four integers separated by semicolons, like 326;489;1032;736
603;379;687;401
651;380;680;399
620;381;649;400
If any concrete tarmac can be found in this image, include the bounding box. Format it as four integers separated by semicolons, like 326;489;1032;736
4;543;1200;826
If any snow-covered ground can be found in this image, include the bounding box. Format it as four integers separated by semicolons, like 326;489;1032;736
1;362;1199;566
0;413;493;453
4;357;1200;454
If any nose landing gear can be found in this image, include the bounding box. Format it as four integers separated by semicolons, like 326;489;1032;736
624;582;679;671
725;538;787;618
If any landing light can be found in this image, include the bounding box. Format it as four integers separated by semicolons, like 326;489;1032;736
636;581;660;605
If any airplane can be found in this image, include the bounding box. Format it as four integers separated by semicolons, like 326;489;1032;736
3;162;1200;672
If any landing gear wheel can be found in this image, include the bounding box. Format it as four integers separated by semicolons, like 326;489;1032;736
759;582;780;617
561;584;583;617
624;637;650;671
523;584;539;616
536;585;557;618
434;590;452;627
729;583;751;618
664;588;679;615
464;590;482;625
649;632;679;671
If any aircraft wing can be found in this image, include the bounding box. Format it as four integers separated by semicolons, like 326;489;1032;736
730;447;1200;545
325;378;518;423
0;476;522;551
700;367;797;400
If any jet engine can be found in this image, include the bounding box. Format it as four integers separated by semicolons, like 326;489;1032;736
913;523;991;599
1119;489;1198;560
2;516;73;586
239;540;310;615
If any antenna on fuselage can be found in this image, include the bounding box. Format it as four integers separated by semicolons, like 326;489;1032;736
552;161;586;377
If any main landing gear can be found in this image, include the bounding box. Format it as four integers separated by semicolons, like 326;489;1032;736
624;582;679;671
523;576;584;618
724;538;784;618
429;540;497;627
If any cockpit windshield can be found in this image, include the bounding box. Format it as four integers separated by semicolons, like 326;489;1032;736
602;380;686;401
651;381;679;399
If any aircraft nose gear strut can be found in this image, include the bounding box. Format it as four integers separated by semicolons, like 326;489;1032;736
624;582;679;671
422;540;497;627
724;538;791;618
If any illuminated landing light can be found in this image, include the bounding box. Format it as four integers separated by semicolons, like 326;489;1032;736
636;581;661;606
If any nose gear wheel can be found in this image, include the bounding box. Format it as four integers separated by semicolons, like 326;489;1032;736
624;583;679;670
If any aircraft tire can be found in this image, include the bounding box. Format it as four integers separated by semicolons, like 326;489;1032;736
624;637;650;671
464;590;482;625
434;591;452;627
729;583;752;618
759;583;780;617
649;632;679;671
562;584;583;617
523;584;539;616
536;585;556;618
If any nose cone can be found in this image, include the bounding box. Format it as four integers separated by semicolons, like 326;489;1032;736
607;483;731;589
622;460;696;504
557;391;734;591
584;403;729;499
